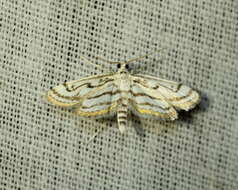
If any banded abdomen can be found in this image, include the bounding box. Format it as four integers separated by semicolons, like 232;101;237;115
117;98;129;133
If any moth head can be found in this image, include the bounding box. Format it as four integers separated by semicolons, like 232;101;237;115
117;63;129;73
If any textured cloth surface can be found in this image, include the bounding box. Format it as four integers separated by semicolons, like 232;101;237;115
0;0;238;190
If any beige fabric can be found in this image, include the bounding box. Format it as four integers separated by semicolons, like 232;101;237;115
0;0;237;189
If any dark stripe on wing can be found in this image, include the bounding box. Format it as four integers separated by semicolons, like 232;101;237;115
81;101;112;109
87;89;161;101
63;78;114;92
133;80;195;102
133;77;182;92
129;99;171;112
167;89;193;101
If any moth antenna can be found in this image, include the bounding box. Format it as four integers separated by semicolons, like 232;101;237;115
126;48;168;64
95;56;119;64
80;55;105;70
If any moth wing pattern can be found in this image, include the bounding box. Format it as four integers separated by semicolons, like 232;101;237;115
47;73;115;109
133;74;200;112
75;81;120;117
129;79;178;120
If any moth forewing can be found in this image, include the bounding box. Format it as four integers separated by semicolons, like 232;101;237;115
47;73;115;107
133;74;200;111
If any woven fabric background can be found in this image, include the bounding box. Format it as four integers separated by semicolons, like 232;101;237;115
0;0;237;189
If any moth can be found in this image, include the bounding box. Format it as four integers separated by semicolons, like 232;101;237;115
47;51;200;133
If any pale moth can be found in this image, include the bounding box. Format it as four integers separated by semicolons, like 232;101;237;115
47;50;200;133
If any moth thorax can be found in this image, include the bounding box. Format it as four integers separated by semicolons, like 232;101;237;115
119;79;130;91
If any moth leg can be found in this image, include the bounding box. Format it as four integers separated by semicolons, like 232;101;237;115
83;124;108;144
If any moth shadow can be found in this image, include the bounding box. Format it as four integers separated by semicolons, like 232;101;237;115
197;91;210;112
131;114;146;138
